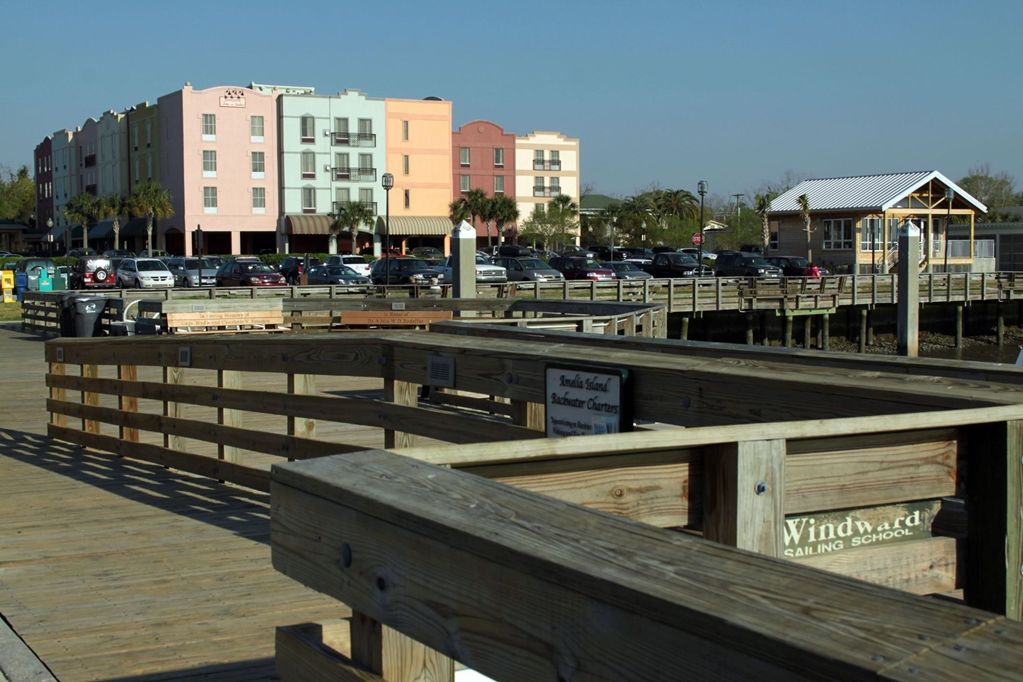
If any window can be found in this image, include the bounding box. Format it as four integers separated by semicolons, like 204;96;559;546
403;189;410;209
860;217;882;251
359;188;373;207
145;121;152;146
550;150;560;170
459;147;470;166
146;156;152;179
302;187;316;213
250;115;264;141
252;187;266;212
534;176;545;196
358;153;372;171
203;186;217;213
335;152;350;175
402;154;409;175
335;187;350;205
334;117;349;142
769;221;779;250
300;115;315;142
494;175;505;194
202;150;217;176
202;113;216;139
358;118;372;135
134;158;140;182
401;120;409;140
133;124;139;149
823;218;854;250
493;148;504;167
251;151;265;177
301;151;315;178
460;175;470;192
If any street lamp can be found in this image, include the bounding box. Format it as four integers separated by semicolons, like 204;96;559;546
697;180;708;274
46;218;53;255
381;172;394;286
944;187;954;272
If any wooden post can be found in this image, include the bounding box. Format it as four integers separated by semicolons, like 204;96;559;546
858;307;868;353
964;420;1023;620
218;369;242;463
49;361;66;428
118;364;139;443
287;373;316;445
82;364;99;434
955;303;964;348
896;221;920;357
510;400;545;432
703;439;786;556
350;611;454;682
803;317;812;349
759;312;768;346
866;309;874;346
821;313;830;351
783;315;793;348
745;313;754;345
164;366;184;450
385;378;418;449
997;305;1005;346
680;315;689;341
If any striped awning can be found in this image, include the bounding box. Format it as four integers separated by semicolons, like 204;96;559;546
376;216;453;236
284;214;333;235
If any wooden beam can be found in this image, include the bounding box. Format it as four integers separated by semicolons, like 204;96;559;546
276;623;384;682
117;364;139;443
288;373;317;442
384;378;418;449
703;439;785;555
795;537;957;595
271;450;1023;681
82;363;99;434
48;362;65;429
350;611;453;682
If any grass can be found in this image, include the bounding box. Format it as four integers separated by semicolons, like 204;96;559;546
0;302;22;321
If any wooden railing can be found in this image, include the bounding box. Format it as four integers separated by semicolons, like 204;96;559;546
271;447;1023;681
43;331;1023;677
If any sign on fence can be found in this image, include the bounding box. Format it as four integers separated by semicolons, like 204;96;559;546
782;500;939;558
545;364;632;437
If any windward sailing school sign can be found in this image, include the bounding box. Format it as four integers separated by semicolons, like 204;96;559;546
545;364;632;437
783;500;938;558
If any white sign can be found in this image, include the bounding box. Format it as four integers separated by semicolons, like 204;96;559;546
545;365;630;437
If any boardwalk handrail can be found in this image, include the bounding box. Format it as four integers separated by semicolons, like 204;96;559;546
271;449;1023;681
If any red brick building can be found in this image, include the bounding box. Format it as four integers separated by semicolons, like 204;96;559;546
451;120;516;241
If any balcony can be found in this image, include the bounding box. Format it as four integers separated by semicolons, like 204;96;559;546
332;200;378;214
532;160;562;171
84;154;97;168
532;186;562;197
332;132;376;147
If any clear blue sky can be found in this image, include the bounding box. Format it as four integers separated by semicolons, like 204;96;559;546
4;0;1021;202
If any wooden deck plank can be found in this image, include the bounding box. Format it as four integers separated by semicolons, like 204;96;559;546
0;323;341;682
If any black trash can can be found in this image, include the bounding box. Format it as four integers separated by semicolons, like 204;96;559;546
72;296;106;338
58;293;77;336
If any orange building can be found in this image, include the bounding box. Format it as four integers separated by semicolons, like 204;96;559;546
382;97;453;254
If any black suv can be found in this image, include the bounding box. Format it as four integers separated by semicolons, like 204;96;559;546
279;255;322;284
370;257;444;285
714;253;783;278
645;252;712;278
70;256;117;289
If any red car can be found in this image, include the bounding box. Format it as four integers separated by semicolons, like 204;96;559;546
550;256;616;281
215;260;286;287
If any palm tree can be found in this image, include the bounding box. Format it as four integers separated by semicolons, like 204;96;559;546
128;181;174;255
63;193;99;252
658;189;698;222
479;196;500;250
490;194;520;244
448;198;470;225
797;193;813;264
464;187;488;232
754;192;776;252
328;201;375;254
96;194;125;251
547;194;579;250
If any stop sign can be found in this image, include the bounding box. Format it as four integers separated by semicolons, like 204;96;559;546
691;232;703;246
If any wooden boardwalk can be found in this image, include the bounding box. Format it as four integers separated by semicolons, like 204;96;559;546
0;323;341;681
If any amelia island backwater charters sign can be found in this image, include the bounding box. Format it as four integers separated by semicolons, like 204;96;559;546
545;364;632;437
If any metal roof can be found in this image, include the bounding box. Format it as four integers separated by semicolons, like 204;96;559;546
769;170;987;215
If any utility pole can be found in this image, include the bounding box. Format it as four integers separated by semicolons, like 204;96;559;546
731;193;744;244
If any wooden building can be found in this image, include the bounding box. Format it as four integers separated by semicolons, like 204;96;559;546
768;170;987;274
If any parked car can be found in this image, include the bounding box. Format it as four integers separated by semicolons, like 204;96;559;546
279;255;323;284
103;249;135;258
116;258;175;289
560;245;598;259
410;246;444;259
715;253;783;278
604;261;653;280
618;247;655;264
165;257;218;287
492;256;564;282
679;247;717;263
765;256;830;277
438;253;508;283
497;244;532;258
216;260;286;287
307;264;371;285
370;257;445;285
645;252;712;278
69;256;117;289
651;246;678;254
67;248;98;258
550;256;616;281
324;254;371;277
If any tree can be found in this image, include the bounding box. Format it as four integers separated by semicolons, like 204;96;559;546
329;201;375;255
754;191;776;251
464;188;488;245
127;181;174;255
490;194;519;244
448;198;470;225
0;166;35;225
479;195;498;250
95;194;125;250
958;165;1018;220
63;192;99;252
797;193;813;263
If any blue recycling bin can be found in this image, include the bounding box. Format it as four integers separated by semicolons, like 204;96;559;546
14;271;27;302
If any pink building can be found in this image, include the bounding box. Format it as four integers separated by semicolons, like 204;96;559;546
77;118;99;197
158;83;279;255
451;120;516;242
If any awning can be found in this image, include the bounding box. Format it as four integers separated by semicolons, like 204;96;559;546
284;214;333;235
376;216;453;236
89;220;115;240
120;217;149;237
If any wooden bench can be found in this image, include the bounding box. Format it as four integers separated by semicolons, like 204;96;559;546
329;309;454;331
137;299;286;335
